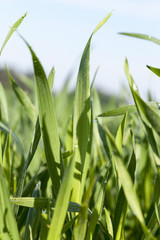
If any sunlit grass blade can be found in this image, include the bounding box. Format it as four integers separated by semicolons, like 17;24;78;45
72;12;112;202
113;147;136;240
47;155;75;240
6;65;37;124
48;66;55;90
0;83;8;123
124;58;160;136
103;125;153;237
147;65;160;77
0;165;20;240
2;129;11;190
115;112;128;152
119;33;160;46
22;38;62;196
11;196;81;212
0;13;27;55
98;101;160;118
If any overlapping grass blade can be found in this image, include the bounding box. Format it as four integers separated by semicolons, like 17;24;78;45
47;155;75;240
48;66;55;90
0;164;20;240
22;38;62;196
98;102;160;118
0;121;23;153
2;130;11;190
0;13;27;55
24;183;41;240
103;125;152;237
72;12;112;202
6;65;37;124
119;33;160;46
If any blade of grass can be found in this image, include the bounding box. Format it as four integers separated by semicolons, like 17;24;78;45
0;83;8;123
6;65;37;124
0;13;27;55
2;129;11;190
72;12;112;202
47;155;75;240
0;164;20;240
98;102;160;118
147;65;160;77
119;33;160;46
22;37;62;197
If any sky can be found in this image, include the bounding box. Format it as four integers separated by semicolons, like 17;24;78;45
0;0;160;101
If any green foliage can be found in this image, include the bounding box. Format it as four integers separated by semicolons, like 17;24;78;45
1;12;160;240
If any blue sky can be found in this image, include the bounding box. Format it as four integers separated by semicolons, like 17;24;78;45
0;0;160;100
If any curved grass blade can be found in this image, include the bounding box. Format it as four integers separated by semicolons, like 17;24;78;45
125;58;160;136
119;33;160;46
147;65;160;77
6;65;37;124
72;12;112;203
0;165;20;240
103;125;154;238
98;102;160;118
22;37;62;196
0;13;27;55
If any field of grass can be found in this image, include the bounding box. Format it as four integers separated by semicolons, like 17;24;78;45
1;12;160;240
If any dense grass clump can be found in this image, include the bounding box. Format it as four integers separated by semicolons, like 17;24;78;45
1;12;160;240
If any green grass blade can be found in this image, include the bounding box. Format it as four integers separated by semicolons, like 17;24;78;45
72;12;112;202
47;155;75;240
119;33;160;46
0;83;8;123
124;58;160;136
98;102;160;118
0;13;27;55
115;112;128;152
2;130;11;190
22;38;62;196
24;183;41;240
113;148;136;240
0;121;24;153
0;164;20;240
147;65;160;77
6;65;37;124
48;66;55;90
103;126;152;237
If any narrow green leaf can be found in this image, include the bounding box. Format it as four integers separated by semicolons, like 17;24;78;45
0;83;8;123
0;13;27;55
2;130;11;190
0;165;20;240
24;183;41;240
22;38;62;196
47;155;75;240
98;102;160;118
6;65;37;124
119;33;160;46
48;66;55;90
0;121;23;153
115;112;128;152
72;12;112;202
147;65;160;77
